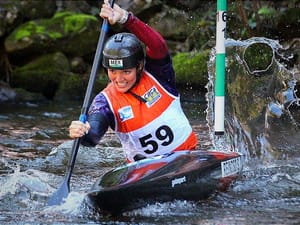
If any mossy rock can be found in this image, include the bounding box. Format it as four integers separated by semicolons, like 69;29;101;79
14;88;47;102
56;71;109;101
173;50;210;88
5;11;99;57
11;52;70;99
243;42;274;74
56;73;88;100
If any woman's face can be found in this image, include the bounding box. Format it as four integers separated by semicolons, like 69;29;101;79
107;68;137;93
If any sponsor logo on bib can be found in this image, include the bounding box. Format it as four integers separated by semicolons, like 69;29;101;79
118;106;134;122
143;86;161;107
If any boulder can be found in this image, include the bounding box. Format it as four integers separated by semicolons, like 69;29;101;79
11;52;70;99
4;11;100;60
0;0;56;37
148;6;189;40
207;37;300;157
173;50;210;89
0;81;16;102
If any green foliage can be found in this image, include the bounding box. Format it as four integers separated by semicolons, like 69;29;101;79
258;6;276;18
249;5;277;29
186;10;216;50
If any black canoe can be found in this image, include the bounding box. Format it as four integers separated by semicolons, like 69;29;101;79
86;150;242;214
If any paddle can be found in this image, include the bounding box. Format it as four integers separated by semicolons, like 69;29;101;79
46;0;115;206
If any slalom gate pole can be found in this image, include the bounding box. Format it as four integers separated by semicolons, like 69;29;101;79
214;0;227;135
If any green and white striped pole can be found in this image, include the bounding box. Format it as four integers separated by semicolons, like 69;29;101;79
215;0;227;135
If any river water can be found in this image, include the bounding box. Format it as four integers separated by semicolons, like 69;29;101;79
1;38;300;224
1;99;299;225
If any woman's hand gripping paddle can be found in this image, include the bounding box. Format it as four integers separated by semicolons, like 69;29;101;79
46;0;115;206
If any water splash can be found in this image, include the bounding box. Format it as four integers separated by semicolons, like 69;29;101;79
43;191;87;215
0;159;55;211
206;37;300;160
124;200;197;217
0;171;53;198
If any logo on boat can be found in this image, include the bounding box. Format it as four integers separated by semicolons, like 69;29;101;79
171;176;186;187
221;157;241;177
143;86;161;107
118;106;134;122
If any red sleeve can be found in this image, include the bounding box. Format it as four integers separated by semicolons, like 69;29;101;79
124;13;168;60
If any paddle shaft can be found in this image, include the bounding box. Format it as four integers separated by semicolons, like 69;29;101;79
48;0;115;205
65;9;112;185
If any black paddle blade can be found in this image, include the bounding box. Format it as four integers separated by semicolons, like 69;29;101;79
46;179;70;206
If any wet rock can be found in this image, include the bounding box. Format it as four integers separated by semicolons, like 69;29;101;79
14;88;47;102
46;140;124;169
0;81;16;102
70;57;87;74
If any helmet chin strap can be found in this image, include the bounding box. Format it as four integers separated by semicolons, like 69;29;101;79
128;90;147;103
126;61;147;103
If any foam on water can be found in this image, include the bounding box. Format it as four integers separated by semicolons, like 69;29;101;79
124;200;198;217
43;191;87;215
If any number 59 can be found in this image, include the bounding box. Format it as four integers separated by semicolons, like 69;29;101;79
139;125;174;154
